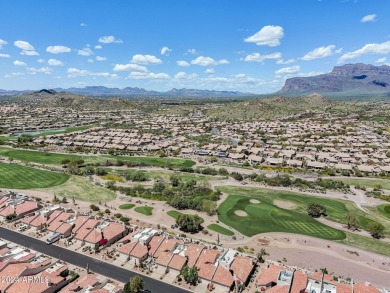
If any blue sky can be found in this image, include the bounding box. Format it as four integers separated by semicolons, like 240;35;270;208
0;0;389;93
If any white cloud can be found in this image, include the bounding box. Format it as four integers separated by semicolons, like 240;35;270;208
113;63;148;72
244;25;284;46
67;67;90;77
129;72;170;79
191;56;229;66
37;59;45;63
375;57;387;63
161;46;172;55
21;50;39;56
243;52;282;63
88;59;94;63
361;14;377;23
131;54;162;65
301;45;341;61
95;45;102;49
177;60;190;67
0;38;8;49
98;36;123;44
174;72;198;79
27;67;53;74
90;72;118;78
46;45;71;54
276;59;295;64
205;68;215;74
13;60;26;66
338;41;390;63
187;48;198;55
48;58;63;66
0;53;10;58
78;47;94;56
275;65;300;76
96;56;107;61
14;40;35;51
80;23;87;27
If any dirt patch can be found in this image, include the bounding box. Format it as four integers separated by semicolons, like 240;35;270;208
257;238;270;246
250;199;260;204
234;210;248;217
274;200;296;210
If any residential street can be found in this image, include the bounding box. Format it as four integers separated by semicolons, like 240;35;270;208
0;227;189;293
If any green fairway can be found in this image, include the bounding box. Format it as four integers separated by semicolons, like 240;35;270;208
207;224;235;236
326;177;390;190
217;186;346;240
0;147;85;165
119;203;135;210
339;232;390;256
37;176;116;202
377;204;390;220
0;147;195;169
0;162;69;189
134;206;153;216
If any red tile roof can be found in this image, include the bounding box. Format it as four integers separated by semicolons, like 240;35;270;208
148;235;164;256
267;285;289;293
156;251;174;267
230;255;254;283
153;238;178;258
337;283;353;293
257;265;284;286
168;254;187;271
185;244;204;268
212;265;234;288
290;271;308;293
354;283;381;293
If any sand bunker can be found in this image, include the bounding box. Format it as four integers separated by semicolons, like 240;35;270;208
250;199;260;204
234;210;248;217
274;200;296;210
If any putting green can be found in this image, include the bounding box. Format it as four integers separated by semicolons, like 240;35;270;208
217;186;346;240
0;162;69;189
134;206;153;216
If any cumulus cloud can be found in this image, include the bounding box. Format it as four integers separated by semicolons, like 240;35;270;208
95;45;102;49
131;54;162;65
361;14;377;23
243;52;281;63
48;58;63;66
0;53;10;58
113;63;148;72
67;67;89;77
205;68;215;74
14;40;39;55
27;67;53;74
375;57;387;63
174;72;198;79
96;56;107;61
161;46;172;55
338;41;390;63
98;36;123;44
78;47;94;56
14;40;34;51
37;59;45;63
275;65;300;76
0;38;8;49
244;25;284;46
177;60;190;67
129;72;170;79
13;60;27;66
301;45;341;61
46;45;71;54
191;56;229;66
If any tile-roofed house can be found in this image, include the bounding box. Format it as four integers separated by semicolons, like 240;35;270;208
148;235;164;257
290;271;308;293
257;265;285;290
153;238;178;258
354;283;381;293
74;219;100;242
0;201;41;220
168;254;187;273
196;249;221;282
185;243;204;268
212;265;234;291
230;255;255;285
336;283;353;293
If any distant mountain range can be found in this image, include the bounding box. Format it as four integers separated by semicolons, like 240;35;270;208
279;63;390;97
0;86;255;98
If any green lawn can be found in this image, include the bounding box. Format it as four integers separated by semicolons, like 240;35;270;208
0;162;69;189
119;203;135;210
134;206;153;216
327;177;390;190
217;186;347;240
167;210;205;223
36;176;116;203
207;224;235;236
377;204;390;220
0;147;195;169
339;232;390;256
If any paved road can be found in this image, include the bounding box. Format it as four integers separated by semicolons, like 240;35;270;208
0;227;189;293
